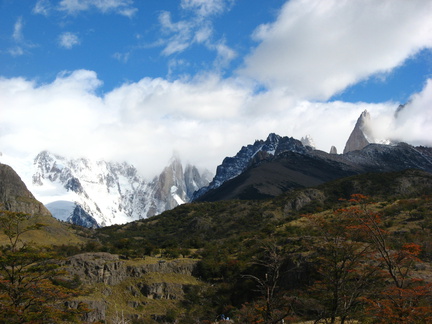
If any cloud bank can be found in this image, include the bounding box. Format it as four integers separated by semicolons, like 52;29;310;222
1;70;431;178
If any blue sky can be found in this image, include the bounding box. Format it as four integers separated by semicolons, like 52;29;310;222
1;0;432;177
0;0;285;92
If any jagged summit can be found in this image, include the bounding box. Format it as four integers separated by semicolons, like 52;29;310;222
194;134;432;202
192;133;307;200
9;151;211;228
343;110;374;154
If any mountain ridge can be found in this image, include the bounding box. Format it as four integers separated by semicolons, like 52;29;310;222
194;140;432;202
2;151;212;228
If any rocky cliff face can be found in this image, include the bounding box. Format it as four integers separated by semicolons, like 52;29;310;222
0;163;88;245
0;163;50;216
343;110;373;153
62;253;199;322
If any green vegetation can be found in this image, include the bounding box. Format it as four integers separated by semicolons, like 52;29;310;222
2;169;432;323
0;210;88;323
91;170;432;323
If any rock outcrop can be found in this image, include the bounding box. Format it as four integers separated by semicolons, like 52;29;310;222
0;163;51;216
343;110;373;153
62;252;200;322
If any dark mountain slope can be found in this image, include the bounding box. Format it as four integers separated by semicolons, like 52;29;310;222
196;151;359;201
274;169;432;215
91;169;432;323
196;143;432;202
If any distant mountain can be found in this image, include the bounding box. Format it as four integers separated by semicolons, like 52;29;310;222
194;134;432;202
192;133;307;200
6;151;211;228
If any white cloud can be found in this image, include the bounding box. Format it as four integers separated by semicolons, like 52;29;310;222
159;11;193;56
33;0;52;16
157;2;236;69
12;17;24;42
240;0;432;100
8;17;37;56
113;52;130;63
8;47;24;57
211;39;237;69
58;32;81;49
388;79;432;146
181;0;233;18
58;0;137;17
2;70;430;179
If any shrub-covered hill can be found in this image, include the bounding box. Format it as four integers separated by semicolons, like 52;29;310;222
96;169;432;253
86;169;432;322
3;165;432;323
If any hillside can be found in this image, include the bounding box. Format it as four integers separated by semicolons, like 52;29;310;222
2;161;432;323
89;168;432;322
0;163;89;246
97;169;432;250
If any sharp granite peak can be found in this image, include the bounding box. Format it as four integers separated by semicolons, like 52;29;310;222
6;151;212;228
343;110;374;153
192;110;432;202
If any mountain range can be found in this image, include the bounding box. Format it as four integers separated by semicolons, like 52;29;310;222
1;152;212;227
1;109;431;227
192;111;432;201
1;109;432;322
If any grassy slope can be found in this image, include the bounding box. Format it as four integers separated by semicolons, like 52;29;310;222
0;213;90;246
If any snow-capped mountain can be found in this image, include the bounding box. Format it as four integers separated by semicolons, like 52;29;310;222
2;151;211;227
192;133;308;200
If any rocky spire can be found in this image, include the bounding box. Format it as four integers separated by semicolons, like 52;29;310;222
343;110;373;154
329;146;338;154
301;135;316;149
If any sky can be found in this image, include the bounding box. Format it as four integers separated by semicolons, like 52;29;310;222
1;0;432;178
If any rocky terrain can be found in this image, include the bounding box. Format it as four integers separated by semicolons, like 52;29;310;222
62;253;200;322
0;163;50;217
